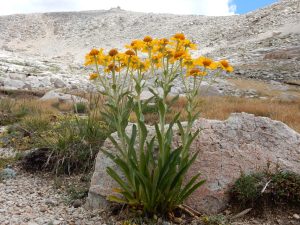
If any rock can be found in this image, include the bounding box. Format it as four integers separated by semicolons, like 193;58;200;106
199;85;222;96
8;73;26;80
71;84;79;89
87;113;300;214
0;168;17;180
40;90;88;103
27;222;39;225
39;206;48;212
284;80;300;86
23;83;32;90
263;47;300;60
52;220;61;225
51;78;66;88
140;90;154;101
45;199;58;206
72;199;83;208
3;79;25;89
293;214;300;220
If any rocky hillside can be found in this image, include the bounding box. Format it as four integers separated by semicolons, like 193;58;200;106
0;0;299;91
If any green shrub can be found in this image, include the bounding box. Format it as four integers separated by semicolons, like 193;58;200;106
142;103;157;114
74;102;87;114
230;173;265;206
230;171;300;208
35;115;109;174
270;171;300;204
67;185;89;202
201;214;229;225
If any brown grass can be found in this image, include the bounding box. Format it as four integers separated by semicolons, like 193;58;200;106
199;97;300;131
0;88;45;98
2;90;299;132
133;96;300;132
228;79;300;98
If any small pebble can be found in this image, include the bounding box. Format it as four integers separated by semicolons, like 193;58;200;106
293;214;300;220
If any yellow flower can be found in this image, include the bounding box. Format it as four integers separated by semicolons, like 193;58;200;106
143;36;153;43
164;48;175;59
186;68;207;77
159;38;169;46
130;59;150;72
138;60;150;72
174;50;187;60
173;33;185;41
182;57;196;68
151;53;163;68
127;55;141;69
108;48;118;57
142;36;156;53
89;73;99;80
115;53;126;62
89;49;99;56
99;55;112;66
125;50;135;56
195;57;217;70
84;48;105;66
219;59;234;72
105;63;120;72
182;39;197;50
152;38;169;53
125;40;145;51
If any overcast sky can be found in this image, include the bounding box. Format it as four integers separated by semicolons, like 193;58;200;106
0;0;277;16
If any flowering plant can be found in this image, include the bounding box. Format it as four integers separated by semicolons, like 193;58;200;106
85;33;233;215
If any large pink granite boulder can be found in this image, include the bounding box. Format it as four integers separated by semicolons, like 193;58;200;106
87;113;300;214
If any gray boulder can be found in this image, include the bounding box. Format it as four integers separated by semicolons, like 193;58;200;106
40;90;88;103
50;78;66;88
3;79;25;90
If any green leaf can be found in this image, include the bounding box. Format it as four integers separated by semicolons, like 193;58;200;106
180;179;206;202
171;151;199;188
107;195;129;204
106;167;132;196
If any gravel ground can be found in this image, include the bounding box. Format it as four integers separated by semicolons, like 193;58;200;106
1;125;299;225
0;172;108;225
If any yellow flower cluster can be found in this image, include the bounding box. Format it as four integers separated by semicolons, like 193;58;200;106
85;33;234;78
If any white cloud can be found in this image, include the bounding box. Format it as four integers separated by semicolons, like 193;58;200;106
0;0;236;16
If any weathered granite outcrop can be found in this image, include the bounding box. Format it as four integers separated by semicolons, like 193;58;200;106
86;113;300;214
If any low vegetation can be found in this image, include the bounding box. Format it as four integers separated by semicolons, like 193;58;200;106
0;97;56;126
201;214;229;225
230;169;300;208
1;93;299;175
33;116;108;174
0;95;110;174
0;157;18;170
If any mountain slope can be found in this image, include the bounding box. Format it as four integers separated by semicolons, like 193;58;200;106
0;0;299;90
